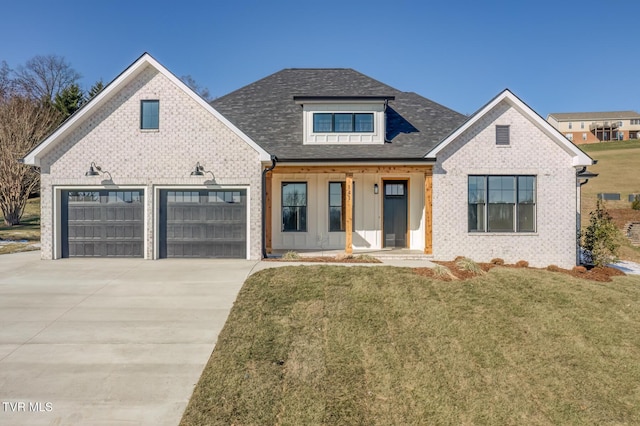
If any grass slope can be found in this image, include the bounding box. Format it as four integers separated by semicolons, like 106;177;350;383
181;266;640;425
578;140;640;261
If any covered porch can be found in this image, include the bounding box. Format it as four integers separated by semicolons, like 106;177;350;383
265;165;433;255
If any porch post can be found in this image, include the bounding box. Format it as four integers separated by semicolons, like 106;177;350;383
345;173;353;254
265;171;273;254
424;168;433;254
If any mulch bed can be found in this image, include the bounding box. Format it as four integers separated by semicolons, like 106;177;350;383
414;260;626;282
265;256;382;264
608;208;640;229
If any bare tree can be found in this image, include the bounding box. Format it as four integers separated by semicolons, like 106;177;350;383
13;55;81;102
181;75;212;102
0;96;60;225
0;61;11;99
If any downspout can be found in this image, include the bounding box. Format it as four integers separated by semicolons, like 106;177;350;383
262;155;277;258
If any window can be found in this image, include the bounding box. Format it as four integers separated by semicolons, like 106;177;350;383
618;121;623;127
468;175;536;233
313;113;374;133
565;133;573;141
140;100;159;129
581;122;585;129
282;183;307;232
328;182;356;232
568;122;572;129
329;182;345;232
582;133;587;140
496;125;510;145
631;119;640;125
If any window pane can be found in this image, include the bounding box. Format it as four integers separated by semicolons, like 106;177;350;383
283;206;307;232
518;204;535;232
313;113;332;132
468;203;485;232
141;100;159;129
329;206;344;232
282;183;306;207
334;113;353;132
488;203;514;232
354;114;373;132
517;176;535;203
488;176;515;204
468;176;485;203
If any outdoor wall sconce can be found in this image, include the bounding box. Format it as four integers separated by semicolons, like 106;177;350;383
374;183;379;194
190;162;216;184
190;162;205;176
85;162;112;181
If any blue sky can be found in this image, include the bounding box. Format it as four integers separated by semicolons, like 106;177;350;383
1;0;638;117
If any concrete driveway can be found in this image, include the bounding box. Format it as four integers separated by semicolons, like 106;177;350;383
0;251;258;426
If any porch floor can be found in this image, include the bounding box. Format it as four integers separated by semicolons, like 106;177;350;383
269;248;432;261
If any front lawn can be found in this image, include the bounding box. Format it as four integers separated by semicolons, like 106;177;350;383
181;266;640;425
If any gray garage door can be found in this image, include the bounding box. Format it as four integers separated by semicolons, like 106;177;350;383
61;190;144;257
159;189;247;258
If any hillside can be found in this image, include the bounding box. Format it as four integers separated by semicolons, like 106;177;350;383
580;140;640;261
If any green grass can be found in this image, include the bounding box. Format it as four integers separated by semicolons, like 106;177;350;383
581;139;640;153
180;266;640;425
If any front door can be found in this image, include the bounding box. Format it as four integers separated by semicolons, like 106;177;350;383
383;180;408;248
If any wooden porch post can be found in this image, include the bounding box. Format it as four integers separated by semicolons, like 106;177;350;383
345;173;353;254
424;168;433;254
265;171;273;254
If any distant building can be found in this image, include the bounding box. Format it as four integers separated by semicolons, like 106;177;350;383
547;111;640;143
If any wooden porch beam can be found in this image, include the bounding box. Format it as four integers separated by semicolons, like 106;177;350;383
424;168;433;255
271;165;432;175
345;173;353;254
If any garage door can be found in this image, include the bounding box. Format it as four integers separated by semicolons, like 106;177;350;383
61;190;144;257
159;189;247;258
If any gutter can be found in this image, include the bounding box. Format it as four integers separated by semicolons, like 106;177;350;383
261;155;278;258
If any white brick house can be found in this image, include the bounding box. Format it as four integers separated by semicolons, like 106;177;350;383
23;54;594;267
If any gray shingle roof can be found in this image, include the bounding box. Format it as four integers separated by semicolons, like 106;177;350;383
211;68;466;161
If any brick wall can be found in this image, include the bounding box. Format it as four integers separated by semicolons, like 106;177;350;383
433;101;579;268
39;65;263;259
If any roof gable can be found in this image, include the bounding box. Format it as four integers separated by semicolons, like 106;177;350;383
427;89;594;167
22;53;271;166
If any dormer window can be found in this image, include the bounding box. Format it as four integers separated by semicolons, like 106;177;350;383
313;113;374;133
295;95;393;145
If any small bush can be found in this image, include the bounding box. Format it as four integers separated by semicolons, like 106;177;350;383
515;260;529;268
355;254;377;262
573;266;587;274
282;251;301;260
547;264;561;272
581;200;621;267
335;252;353;261
632;198;640;210
490;258;505;265
455;257;484;275
432;264;458;281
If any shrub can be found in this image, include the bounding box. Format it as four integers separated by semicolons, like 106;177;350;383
632;197;640;210
455;257;484;275
355;254;378;262
432;264;458;280
515;260;529;268
581;200;621;267
490;258;504;265
546;264;561;272
282;251;301;260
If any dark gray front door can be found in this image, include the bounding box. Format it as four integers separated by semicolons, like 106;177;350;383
159;189;246;258
383;181;408;248
61;190;144;257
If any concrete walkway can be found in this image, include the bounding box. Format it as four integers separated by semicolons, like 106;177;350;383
609;260;640;275
0;251;258;426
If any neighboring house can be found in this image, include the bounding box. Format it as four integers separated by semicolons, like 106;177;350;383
23;53;594;268
547;111;640;143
